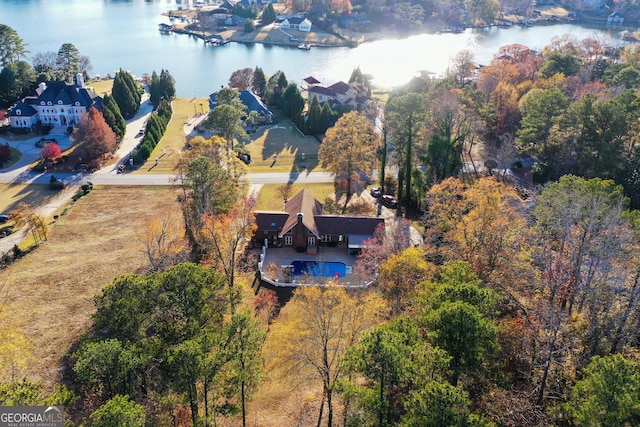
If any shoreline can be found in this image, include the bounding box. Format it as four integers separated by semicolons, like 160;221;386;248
163;4;633;51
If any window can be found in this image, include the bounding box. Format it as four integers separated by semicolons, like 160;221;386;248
40;101;45;105
75;101;80;106
338;235;344;242
58;100;63;104
308;236;316;246
47;101;52;105
321;234;331;242
16;109;21;115
285;236;293;246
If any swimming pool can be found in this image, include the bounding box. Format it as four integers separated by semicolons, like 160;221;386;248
291;260;347;278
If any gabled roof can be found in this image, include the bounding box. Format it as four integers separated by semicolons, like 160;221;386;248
239;90;273;117
308;86;335;96
284;16;308;25
327;81;351;95
8;101;37;117
303;76;321;85
281;189;323;236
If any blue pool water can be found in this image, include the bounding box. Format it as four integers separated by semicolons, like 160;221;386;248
291;261;347;278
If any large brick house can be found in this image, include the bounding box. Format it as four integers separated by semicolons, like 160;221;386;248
8;74;102;130
253;189;383;254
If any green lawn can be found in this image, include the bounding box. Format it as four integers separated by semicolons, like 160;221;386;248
255;183;334;211
134;97;210;174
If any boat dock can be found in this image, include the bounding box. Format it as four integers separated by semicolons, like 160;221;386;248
204;34;229;46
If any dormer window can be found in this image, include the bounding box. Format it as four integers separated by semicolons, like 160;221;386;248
16;109;21;115
58;100;63;104
40;101;45;105
75;101;80;106
47;101;52;105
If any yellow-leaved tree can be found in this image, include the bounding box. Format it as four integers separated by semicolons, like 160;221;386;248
135;212;188;272
265;285;386;426
378;246;435;316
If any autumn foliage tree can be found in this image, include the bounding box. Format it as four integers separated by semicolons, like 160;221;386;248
74;107;117;164
265;286;386;427
40;142;61;160
319;111;378;201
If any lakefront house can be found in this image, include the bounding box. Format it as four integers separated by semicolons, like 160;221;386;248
8;74;103;131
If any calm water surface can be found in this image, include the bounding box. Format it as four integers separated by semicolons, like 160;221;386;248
0;0;626;97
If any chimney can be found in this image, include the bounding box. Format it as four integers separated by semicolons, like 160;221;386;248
76;73;84;87
297;213;303;225
38;82;47;93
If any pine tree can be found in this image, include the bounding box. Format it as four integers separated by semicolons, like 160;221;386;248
261;3;276;25
320;101;335;134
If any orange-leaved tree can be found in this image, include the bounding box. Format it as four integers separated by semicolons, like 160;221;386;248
74;107;117;163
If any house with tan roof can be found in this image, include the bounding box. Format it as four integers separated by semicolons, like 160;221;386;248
303;76;371;112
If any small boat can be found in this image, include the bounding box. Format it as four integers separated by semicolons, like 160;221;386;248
298;43;311;50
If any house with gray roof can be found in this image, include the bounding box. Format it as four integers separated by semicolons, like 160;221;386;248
8;74;102;130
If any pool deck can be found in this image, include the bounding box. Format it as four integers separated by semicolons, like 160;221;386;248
258;245;373;287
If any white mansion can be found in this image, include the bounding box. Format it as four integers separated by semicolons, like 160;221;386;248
8;74;103;130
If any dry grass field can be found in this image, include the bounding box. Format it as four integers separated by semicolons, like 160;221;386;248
0;185;181;384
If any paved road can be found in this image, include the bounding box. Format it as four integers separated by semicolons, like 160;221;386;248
0;104;335;254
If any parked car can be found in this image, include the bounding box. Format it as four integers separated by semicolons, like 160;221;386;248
381;195;398;209
0;214;9;223
370;187;382;198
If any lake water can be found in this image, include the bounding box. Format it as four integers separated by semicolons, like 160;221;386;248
0;0;627;97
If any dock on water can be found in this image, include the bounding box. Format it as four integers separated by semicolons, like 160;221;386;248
204;34;229;46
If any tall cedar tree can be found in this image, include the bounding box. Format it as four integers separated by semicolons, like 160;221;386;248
251;66;267;97
74;107;117;162
101;94;126;141
112;70;140;118
306;96;322;135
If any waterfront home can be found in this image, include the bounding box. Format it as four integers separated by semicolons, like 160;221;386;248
278;16;312;32
8;74;102;131
303;77;371;113
208;89;274;125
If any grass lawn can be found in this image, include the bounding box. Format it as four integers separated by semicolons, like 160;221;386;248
256;183;335;210
89;79;114;96
0;183;65;215
0;185;181;385
244;122;324;173
134;97;210;174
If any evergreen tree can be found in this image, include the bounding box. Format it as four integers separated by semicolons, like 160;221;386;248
102;94;126;140
320;101;336;133
159;69;176;100
261;3;276;25
280;83;304;119
306;96;322;135
0;24;29;66
56;43;80;82
251;66;267;97
112;71;138;118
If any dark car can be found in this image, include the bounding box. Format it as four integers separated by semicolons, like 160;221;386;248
381;195;398;209
370;187;382;198
0;214;9;224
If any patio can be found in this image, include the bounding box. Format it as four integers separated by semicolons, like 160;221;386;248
257;244;373;287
